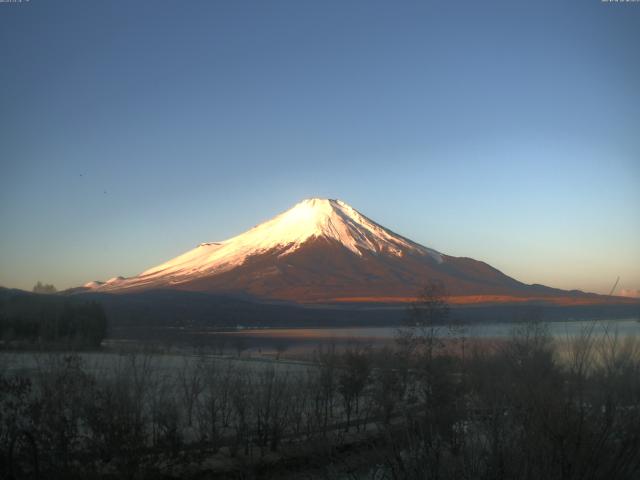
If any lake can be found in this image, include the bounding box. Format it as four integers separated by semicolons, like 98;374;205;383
186;318;640;356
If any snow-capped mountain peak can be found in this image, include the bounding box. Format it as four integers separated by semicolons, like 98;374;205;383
77;198;616;305
222;197;434;258
86;198;442;292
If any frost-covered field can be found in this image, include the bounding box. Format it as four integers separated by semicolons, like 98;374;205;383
0;350;313;378
2;322;640;479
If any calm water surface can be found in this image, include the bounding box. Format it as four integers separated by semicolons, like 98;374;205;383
220;318;640;340
196;318;640;354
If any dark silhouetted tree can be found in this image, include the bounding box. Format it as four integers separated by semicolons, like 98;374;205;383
32;282;57;294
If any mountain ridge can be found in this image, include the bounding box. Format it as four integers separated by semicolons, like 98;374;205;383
79;198;628;305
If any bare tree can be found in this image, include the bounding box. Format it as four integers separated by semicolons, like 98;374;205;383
372;347;405;426
233;337;248;358
338;346;372;432
315;345;338;435
275;340;289;360
178;356;204;427
400;279;450;362
253;367;291;454
229;368;252;456
32;281;57;294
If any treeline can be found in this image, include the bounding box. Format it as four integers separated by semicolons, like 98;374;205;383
1;323;640;479
0;291;107;348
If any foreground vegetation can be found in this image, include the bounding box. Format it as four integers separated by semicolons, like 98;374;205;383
1;318;639;479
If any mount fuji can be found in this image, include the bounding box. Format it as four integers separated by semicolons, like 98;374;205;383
81;198;610;305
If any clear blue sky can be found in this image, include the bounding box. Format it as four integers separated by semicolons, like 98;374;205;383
1;0;638;295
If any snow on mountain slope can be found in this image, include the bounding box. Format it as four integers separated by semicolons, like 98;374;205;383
78;198;626;305
87;198;443;292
